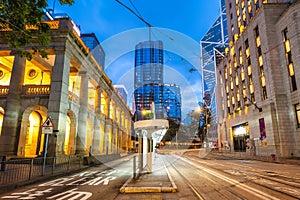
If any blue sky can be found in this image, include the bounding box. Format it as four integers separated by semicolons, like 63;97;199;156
49;0;220;42
49;0;221;117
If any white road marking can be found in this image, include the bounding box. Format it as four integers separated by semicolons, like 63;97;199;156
180;157;281;200
1;188;53;199
46;188;92;200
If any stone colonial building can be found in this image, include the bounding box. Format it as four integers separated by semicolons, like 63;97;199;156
216;0;300;157
0;18;133;158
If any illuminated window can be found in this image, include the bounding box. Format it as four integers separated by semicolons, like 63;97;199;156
241;68;245;81
258;55;263;66
239;49;243;65
243;87;247;98
295;104;300;128
250;84;254;94
283;28;297;91
240;25;245;33
245;46;249;57
248;65;252;75
285;40;291;52
261;75;266;87
256;36;261;47
248;0;252;17
234;56;237;68
236;76;239;85
288;63;295;76
242;11;246;21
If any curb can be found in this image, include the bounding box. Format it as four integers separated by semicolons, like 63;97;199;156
119;157;177;193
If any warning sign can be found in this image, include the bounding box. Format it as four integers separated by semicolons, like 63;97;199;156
42;117;54;128
42;117;54;134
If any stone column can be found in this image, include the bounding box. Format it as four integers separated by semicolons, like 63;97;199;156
92;119;100;154
47;51;70;156
92;87;101;154
105;122;112;155
0;55;26;156
95;87;102;115
76;71;89;155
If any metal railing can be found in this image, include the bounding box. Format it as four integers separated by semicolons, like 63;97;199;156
0;155;85;187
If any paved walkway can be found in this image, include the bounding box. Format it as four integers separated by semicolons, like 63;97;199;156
205;150;300;165
120;154;177;193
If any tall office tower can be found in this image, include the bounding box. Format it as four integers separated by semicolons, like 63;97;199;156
134;40;181;122
216;0;300;156
200;0;228;125
134;40;164;87
81;33;105;67
163;84;182;123
134;40;164;118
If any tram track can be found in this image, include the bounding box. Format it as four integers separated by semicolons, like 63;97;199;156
182;154;300;199
163;155;252;200
163;156;205;200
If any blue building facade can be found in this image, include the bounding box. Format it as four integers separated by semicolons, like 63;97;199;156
81;33;105;67
200;0;228;123
134;41;181;122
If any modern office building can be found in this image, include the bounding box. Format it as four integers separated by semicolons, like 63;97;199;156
163;84;181;123
81;33;105;67
0;17;133;158
115;84;128;103
134;40;164;87
216;0;300;157
134;40;181;123
200;0;228;125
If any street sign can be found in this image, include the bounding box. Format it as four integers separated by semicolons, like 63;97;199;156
42;117;54;134
42;116;54;128
42;127;53;134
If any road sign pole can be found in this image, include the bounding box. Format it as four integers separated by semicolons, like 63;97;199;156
42;133;49;176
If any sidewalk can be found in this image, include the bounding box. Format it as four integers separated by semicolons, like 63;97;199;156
120;154;177;193
205;150;300;165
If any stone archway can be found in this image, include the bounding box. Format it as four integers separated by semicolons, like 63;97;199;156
18;105;47;157
85;118;93;155
64;110;77;155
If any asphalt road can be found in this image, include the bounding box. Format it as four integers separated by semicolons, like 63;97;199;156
0;151;299;200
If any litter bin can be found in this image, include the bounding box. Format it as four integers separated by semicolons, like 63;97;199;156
1;156;6;171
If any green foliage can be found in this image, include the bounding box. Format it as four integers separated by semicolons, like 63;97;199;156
198;104;213;142
0;0;74;60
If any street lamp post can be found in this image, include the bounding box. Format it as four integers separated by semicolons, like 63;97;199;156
205;107;211;152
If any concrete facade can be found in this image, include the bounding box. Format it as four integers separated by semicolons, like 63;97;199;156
216;0;300;157
0;19;133;158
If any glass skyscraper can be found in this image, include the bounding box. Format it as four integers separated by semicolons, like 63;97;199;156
200;0;228;123
134;40;181;122
134;40;164;87
81;33;105;67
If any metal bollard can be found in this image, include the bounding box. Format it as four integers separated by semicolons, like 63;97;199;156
133;156;136;180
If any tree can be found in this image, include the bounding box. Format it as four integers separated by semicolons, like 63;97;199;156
0;0;74;59
198;103;213;142
162;117;180;142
